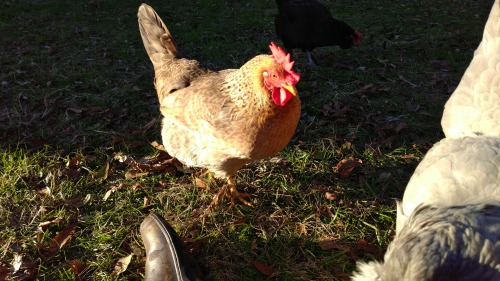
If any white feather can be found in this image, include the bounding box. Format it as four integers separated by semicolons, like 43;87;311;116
352;1;500;280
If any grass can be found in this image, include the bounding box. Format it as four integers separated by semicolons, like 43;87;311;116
0;0;493;280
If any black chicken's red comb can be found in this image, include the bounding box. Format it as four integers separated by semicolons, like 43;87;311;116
269;42;300;85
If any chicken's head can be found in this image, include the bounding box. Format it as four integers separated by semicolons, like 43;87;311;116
264;42;300;107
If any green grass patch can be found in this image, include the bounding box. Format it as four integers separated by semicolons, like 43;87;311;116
0;0;493;280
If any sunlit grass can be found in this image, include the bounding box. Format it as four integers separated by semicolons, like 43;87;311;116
0;0;493;280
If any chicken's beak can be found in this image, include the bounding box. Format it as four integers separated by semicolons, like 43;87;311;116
282;84;298;96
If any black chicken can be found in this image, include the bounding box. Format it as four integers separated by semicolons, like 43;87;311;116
275;0;362;66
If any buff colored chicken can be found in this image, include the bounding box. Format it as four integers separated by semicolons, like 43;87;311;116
137;4;301;207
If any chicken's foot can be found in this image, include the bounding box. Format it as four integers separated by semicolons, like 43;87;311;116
208;177;252;209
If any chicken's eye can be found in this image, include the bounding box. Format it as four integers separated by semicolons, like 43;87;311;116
272;73;277;79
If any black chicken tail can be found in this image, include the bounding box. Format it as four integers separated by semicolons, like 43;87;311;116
138;3;178;61
275;0;288;9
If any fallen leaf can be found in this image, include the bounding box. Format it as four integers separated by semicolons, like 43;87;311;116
151;141;166;151
38;216;64;230
356;238;380;255
401;154;415;159
295;223;307;235
0;264;8;280
194;178;209;190
354;84;377;97
124;170;149;179
66;156;84;169
112;254;133;277
95;161;110;182
399;75;418;87
323;100;350;117
66;107;84;114
325;191;337;201
333;158;363;179
38;187;51;197
12;253;22;273
143;196;152;208
68;260;87;277
116;151;179;179
250;260;274;277
103;184;125;201
130;182;145;192
394;122;408;133
142;118;158;131
48;223;77;257
319;239;350;251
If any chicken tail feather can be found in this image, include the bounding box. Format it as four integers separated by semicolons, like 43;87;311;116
138;3;178;59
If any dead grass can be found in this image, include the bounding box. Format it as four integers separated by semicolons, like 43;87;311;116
0;0;493;280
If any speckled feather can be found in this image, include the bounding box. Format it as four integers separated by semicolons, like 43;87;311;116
138;4;301;179
441;0;500;137
352;203;500;281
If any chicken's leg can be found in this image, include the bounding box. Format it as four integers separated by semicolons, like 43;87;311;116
209;176;252;209
226;177;252;207
306;51;316;66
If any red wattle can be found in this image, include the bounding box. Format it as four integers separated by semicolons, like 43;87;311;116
272;87;292;107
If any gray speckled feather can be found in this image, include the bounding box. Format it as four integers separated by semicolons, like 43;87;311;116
352;203;500;281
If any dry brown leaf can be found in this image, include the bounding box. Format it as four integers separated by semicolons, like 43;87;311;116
295;223;307;235
66;107;84;114
38;216;64;230
319;239;350;251
117;151;178;179
0;264;9;281
151;140;166;152
68;260;87;277
356;238;380;255
250;260;274;277
401;153;415;159
112;254;133;277
38;187;51;197
124;169;149;179
12;253;22;273
95;161;110;182
194;177;208;190
47;223;77;257
395;122;408;133
131;182;145;192
325;191;337;201
143;196;152;208
66;156;84;169
103;184;125;201
140;118;158;132
110;135;124;145
354;84;377;97
333;158;363;179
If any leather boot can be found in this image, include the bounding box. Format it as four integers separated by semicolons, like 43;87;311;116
140;213;204;281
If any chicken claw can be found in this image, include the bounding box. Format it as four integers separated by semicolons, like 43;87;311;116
226;177;252;207
209;177;252;209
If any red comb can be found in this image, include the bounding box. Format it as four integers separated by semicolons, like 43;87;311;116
269;42;300;85
354;31;362;46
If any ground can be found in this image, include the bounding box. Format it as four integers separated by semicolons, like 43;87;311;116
0;0;492;280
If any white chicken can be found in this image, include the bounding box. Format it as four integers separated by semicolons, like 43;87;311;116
441;0;500;138
352;202;500;281
395;136;500;233
352;0;500;280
